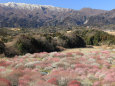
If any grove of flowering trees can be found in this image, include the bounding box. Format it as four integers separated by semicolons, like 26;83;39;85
0;50;115;86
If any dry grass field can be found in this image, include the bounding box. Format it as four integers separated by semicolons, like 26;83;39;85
105;31;115;35
62;45;115;53
62;48;101;53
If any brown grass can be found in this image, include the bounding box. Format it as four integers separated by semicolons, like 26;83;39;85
105;31;115;36
62;45;114;53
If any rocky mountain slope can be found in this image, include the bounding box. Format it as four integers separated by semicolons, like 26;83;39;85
87;9;115;26
0;2;109;28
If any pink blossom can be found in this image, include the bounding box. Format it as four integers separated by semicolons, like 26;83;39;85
47;77;58;85
93;81;101;86
0;78;11;86
67;80;81;86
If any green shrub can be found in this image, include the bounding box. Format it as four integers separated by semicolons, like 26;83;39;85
15;35;59;54
35;36;59;52
56;33;86;48
4;47;19;57
0;41;5;54
56;34;68;48
73;29;115;46
66;33;86;48
15;35;39;54
1;36;13;43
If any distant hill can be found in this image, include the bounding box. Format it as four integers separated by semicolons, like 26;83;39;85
86;9;115;26
79;8;106;16
0;2;110;28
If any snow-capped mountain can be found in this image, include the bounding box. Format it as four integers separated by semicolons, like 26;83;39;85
0;2;108;28
0;2;71;12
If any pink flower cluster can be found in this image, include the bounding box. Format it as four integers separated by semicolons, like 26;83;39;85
0;50;115;86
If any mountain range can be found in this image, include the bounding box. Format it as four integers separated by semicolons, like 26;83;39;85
0;2;115;28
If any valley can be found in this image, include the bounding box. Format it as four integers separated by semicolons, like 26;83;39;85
0;2;115;86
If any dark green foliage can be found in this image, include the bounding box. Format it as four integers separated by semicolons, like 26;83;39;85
86;36;94;45
15;35;58;55
0;41;5;54
4;47;19;57
38;37;58;52
73;29;115;46
56;33;86;48
56;34;69;48
1;26;115;57
15;32;86;55
1;37;13;43
66;33;86;48
0;28;8;36
15;35;39;54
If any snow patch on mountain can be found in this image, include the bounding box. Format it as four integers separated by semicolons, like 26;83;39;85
0;2;71;12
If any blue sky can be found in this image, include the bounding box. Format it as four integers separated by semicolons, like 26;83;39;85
0;0;114;10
